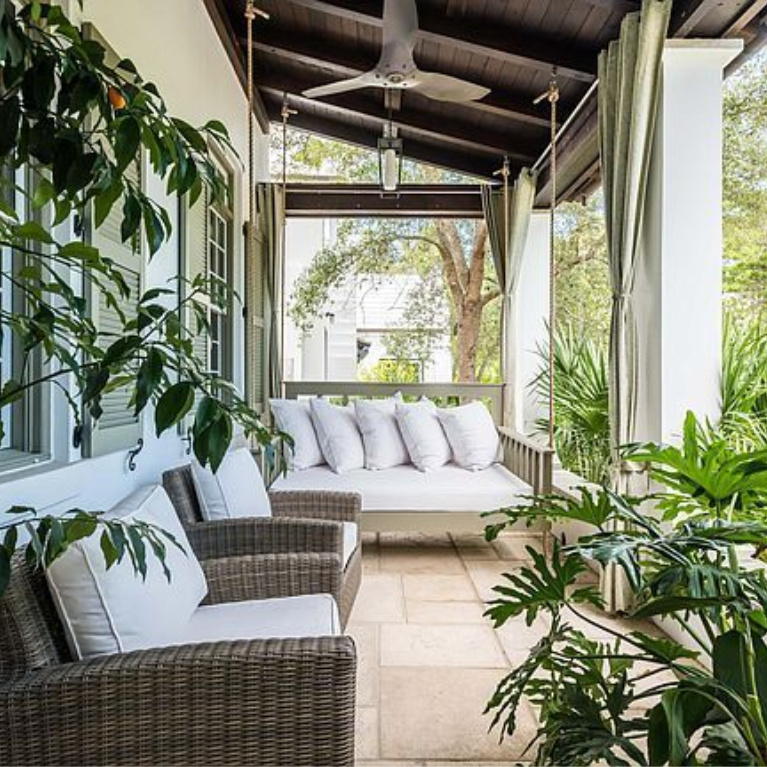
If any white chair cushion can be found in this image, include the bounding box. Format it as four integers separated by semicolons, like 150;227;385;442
438;401;501;471
309;398;365;474
177;594;341;644
191;447;271;521
46;485;208;660
354;398;410;470
395;399;452;472
342;521;358;567
269;398;325;471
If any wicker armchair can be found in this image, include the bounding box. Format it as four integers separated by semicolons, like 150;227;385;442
0;546;357;767
163;465;362;626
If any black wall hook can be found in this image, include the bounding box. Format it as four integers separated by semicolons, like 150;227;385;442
127;438;144;472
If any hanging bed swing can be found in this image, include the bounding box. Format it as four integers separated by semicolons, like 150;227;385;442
245;5;562;533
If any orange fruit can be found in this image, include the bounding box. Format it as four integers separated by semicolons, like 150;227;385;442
108;86;127;110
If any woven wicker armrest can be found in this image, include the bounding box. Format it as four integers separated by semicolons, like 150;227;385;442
269;490;362;523
0;636;357;766
185;516;344;560
202;552;343;605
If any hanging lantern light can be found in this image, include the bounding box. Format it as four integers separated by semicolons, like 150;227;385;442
378;105;403;196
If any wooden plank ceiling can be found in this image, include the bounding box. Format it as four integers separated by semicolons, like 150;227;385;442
209;0;767;200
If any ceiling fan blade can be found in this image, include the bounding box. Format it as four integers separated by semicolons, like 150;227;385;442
383;0;419;52
303;72;379;99
411;71;491;102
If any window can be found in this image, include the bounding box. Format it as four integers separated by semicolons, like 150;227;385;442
0;166;48;472
207;166;234;379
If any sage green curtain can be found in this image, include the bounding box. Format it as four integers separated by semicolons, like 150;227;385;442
481;168;538;428
257;182;285;404
598;0;671;610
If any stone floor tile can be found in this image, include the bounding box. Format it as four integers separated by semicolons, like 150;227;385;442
380;623;507;668
402;573;477;602
356;706;380;761
463;560;522;603
380;667;537;761
451;532;501;560
491;534;545;561
494;614;553;655
347;623;380;707
350;572;406;623
380;547;465;574
405;599;486;624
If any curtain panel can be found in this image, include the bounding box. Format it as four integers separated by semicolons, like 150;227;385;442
256;183;286;406
598;0;671;610
481;168;537;428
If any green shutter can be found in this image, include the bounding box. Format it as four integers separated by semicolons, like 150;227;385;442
86;160;144;457
83;25;144;458
182;184;209;369
245;220;266;412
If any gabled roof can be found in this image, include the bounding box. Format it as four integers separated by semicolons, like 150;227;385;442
206;0;767;200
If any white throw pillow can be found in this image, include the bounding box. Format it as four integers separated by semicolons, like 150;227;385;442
46;485;208;660
309;398;365;474
438;401;501;471
355;398;410;470
395;399;452;472
269;398;325;471
191;447;272;521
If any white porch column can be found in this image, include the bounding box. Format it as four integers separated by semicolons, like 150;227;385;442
509;211;551;433
634;40;741;444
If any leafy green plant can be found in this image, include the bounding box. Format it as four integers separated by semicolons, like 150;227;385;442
0;1;275;595
534;325;611;484
484;412;767;765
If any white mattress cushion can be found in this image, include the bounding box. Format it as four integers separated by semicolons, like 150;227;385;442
271;463;531;513
355;398;410;470
342;521;359;566
192;447;271;521
438;401;501;471
176;594;341;645
269;398;325;471
46;485;208;659
395;400;452;472
310;398;365;474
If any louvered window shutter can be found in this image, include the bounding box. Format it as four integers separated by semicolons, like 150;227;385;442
86;159;144;457
182;184;209;370
245;219;266;412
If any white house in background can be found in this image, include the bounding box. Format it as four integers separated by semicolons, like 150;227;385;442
283;219;452;383
0;0;270;513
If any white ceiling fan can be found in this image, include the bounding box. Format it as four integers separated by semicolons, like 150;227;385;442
302;0;490;103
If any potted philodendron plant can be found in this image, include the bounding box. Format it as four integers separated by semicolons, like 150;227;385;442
484;412;767;766
0;1;273;593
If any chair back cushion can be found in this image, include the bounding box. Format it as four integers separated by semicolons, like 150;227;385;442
0;552;72;683
191;447;272;521
46;485;208;659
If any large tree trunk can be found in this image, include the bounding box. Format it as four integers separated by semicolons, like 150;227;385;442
455;295;484;383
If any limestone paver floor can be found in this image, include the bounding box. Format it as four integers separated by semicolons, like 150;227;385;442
348;531;656;766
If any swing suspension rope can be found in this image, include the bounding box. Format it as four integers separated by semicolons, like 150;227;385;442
535;72;560;450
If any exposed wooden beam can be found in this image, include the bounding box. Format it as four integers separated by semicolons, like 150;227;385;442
249;31;555;129
262;97;504;180
258;71;539;162
670;0;721;36
581;0;640;12
286;183;485;218
723;0;767;37
203;0;270;132
282;0;598;82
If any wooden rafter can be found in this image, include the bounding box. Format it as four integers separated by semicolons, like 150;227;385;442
281;0;598;82
249;31;557;129
262;96;505;179
258;73;539;162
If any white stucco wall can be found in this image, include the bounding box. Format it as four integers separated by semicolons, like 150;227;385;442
0;0;269;515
